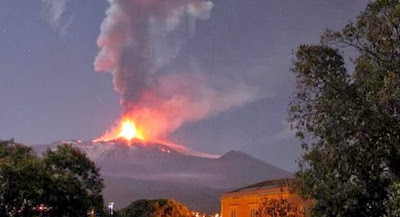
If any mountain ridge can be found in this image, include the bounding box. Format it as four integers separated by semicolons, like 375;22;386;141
31;139;292;213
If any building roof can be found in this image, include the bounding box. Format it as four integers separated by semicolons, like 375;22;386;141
228;178;293;193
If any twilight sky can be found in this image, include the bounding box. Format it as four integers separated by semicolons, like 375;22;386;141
0;0;367;171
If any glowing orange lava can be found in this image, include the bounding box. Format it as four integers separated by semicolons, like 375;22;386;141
118;119;143;141
93;118;144;142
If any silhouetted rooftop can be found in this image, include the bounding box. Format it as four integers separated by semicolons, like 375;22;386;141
229;178;293;193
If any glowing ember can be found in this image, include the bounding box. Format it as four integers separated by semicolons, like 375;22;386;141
118;119;142;141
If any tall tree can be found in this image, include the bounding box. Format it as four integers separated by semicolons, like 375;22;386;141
0;140;45;217
42;144;104;217
289;0;400;216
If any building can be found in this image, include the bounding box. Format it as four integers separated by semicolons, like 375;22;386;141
220;179;313;217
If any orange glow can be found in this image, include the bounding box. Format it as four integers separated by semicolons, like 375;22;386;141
94;117;144;142
118;119;143;141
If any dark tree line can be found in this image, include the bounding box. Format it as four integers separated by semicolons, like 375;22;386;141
290;0;400;216
0;140;104;217
114;199;195;217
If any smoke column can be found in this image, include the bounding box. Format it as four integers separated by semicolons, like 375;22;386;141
95;0;259;140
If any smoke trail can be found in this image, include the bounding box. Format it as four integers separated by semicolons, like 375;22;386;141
126;72;259;139
95;0;259;139
94;0;213;108
41;0;71;35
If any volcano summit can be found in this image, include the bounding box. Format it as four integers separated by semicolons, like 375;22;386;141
33;139;291;213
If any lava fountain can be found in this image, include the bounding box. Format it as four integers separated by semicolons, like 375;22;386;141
118;119;144;140
94;117;144;142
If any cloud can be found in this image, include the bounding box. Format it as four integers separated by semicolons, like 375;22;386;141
272;121;296;142
187;1;214;20
41;0;71;35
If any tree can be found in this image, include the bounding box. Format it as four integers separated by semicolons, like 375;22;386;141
0;141;104;217
389;182;400;216
42;144;104;217
256;197;304;217
289;0;400;216
116;199;194;217
0;139;46;217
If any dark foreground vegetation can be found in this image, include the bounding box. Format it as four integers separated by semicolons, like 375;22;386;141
114;199;196;217
0;140;104;216
290;0;400;216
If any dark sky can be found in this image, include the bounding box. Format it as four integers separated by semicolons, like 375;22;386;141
0;0;367;171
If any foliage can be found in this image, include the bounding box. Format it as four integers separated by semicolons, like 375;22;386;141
256;197;304;217
289;0;400;216
388;182;400;216
42;144;104;217
0;139;45;216
116;199;194;217
0;140;104;217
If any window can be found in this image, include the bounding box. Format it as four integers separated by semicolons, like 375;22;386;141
231;210;237;217
250;208;257;217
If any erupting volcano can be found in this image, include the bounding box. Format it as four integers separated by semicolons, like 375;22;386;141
93;0;258;144
94;118;146;142
33;138;292;213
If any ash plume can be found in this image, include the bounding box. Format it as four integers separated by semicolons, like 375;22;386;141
94;0;259;139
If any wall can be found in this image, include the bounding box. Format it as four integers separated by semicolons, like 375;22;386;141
220;186;312;217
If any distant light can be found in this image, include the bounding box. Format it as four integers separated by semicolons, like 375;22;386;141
108;202;115;215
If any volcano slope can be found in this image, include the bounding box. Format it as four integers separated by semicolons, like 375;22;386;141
33;140;292;213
